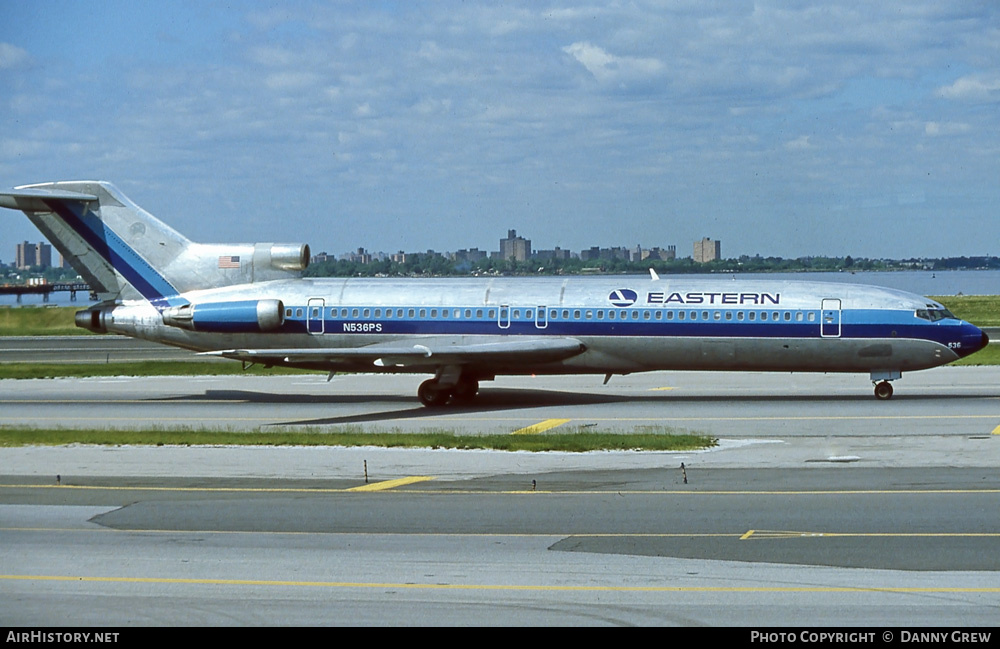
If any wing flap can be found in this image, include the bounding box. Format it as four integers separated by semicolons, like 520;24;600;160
200;337;586;368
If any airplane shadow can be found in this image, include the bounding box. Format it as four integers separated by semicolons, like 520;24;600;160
152;386;997;428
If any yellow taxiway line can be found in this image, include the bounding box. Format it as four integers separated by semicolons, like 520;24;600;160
512;418;571;435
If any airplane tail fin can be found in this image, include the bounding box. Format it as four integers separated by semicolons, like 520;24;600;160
0;181;309;305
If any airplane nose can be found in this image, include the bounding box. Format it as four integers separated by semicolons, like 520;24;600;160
983;330;991;348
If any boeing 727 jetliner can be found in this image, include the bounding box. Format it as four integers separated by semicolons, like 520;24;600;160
0;181;989;405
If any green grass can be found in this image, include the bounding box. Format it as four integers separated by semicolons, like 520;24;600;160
932;296;1000;327
0;306;86;336
0;425;717;452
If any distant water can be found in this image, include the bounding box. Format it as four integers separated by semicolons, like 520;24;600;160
2;269;998;308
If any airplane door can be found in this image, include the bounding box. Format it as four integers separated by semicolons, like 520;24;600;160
821;299;841;338
498;305;511;329
307;298;325;335
535;306;548;329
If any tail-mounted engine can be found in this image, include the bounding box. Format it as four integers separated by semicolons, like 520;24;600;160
161;299;285;333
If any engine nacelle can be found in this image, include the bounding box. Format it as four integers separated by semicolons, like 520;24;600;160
263;243;310;271
161;299;285;333
75;306;113;333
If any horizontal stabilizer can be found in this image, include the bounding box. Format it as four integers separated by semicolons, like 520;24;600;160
0;187;99;212
201;336;586;368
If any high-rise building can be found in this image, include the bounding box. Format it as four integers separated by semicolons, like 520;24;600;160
693;238;721;263
16;241;51;269
499;229;531;262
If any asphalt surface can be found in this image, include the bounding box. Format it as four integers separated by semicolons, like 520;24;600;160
2;366;1000;626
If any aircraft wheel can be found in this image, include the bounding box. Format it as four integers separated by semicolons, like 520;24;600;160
418;379;451;407
874;381;894;400
451;378;479;403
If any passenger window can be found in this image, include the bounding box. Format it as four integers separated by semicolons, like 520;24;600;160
419;309;426;318
737;311;744;321
749;312;756;321
286;309;293;317
678;311;685;320
643;311;651;320
408;309;415;318
574;310;581;319
476;309;483;318
725;311;732;321
352;308;359;318
714;311;721;321
690;311;697;321
296;308;303;318
363;308;370;318
430;309;437;318
808;312;816;322
655;311;662;320
609;311;616;320
465;309;472;318
374;309;381;318
761;312;768;321
666;311;674;320
488;309;496;318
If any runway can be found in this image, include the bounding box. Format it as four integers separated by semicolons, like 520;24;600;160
2;367;1000;626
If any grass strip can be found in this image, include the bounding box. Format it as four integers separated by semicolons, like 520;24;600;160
0;426;716;452
932;296;1000;327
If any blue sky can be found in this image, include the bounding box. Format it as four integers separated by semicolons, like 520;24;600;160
2;1;998;262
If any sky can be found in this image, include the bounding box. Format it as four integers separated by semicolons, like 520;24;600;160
1;1;998;262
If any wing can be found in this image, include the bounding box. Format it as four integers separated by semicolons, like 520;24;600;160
200;336;586;368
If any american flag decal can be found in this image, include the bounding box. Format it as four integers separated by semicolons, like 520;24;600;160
218;255;241;269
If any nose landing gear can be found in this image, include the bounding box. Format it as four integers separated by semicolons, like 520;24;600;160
873;380;894;400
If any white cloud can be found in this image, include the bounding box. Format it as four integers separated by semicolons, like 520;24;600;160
562;41;664;84
924;121;971;137
785;136;814;151
935;76;1000;102
0;43;30;70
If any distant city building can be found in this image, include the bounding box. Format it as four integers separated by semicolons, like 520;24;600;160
534;247;572;261
452;248;488;263
694;238;721;263
499;229;531;262
16;241;51;270
637;245;676;262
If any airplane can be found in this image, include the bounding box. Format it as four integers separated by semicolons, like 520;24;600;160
0;180;990;406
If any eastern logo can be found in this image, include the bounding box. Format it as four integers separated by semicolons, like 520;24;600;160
608;289;637;307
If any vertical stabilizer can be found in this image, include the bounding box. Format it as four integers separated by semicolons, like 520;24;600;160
0;181;190;304
1;180;311;305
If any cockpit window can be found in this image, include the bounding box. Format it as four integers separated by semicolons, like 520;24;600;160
915;307;955;322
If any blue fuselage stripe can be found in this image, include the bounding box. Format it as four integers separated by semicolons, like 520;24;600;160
278;305;974;347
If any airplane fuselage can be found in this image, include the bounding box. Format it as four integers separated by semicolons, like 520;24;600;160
92;275;986;380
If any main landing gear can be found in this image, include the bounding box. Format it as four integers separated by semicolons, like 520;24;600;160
418;375;480;407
